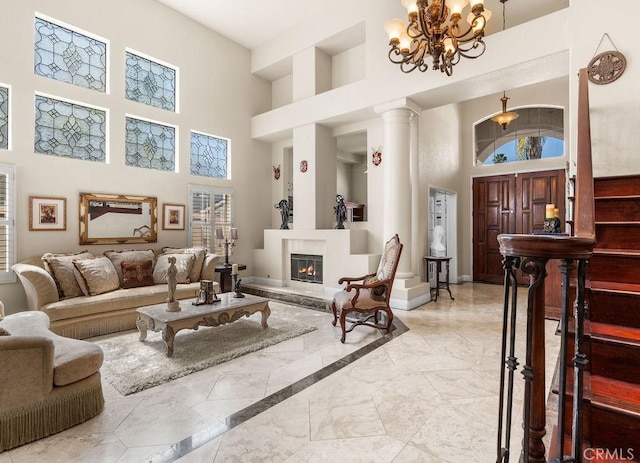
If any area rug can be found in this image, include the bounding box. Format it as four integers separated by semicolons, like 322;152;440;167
96;318;317;396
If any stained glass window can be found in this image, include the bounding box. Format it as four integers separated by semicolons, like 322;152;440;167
0;87;8;150
125;117;175;171
125;52;176;111
190;131;228;178
34;95;106;162
34;17;107;92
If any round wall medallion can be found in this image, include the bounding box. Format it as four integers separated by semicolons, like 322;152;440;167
587;50;626;85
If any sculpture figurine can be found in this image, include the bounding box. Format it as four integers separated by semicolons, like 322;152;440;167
334;194;347;229
233;275;245;298
430;225;447;257
275;199;290;229
166;256;181;312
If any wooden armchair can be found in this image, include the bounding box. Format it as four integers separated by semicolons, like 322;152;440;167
331;234;403;343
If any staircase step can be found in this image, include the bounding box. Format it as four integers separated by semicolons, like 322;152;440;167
590;284;640;329
589;254;640;285
589;281;640;294
549;428;640;462
593;248;640;258
589;322;640;384
553;370;640;452
594;174;640;197
596;223;640;251
595;196;640;222
590;374;640;414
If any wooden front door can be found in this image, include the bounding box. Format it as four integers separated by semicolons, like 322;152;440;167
473;169;565;284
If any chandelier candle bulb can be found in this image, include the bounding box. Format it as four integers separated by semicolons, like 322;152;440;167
546;204;555;219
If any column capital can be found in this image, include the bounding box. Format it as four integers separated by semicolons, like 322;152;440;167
374;98;422;116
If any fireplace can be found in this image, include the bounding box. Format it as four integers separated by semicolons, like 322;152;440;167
291;254;323;284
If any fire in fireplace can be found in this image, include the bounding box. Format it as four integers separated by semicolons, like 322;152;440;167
291;254;323;284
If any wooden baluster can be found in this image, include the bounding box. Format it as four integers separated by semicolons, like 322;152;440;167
520;257;548;463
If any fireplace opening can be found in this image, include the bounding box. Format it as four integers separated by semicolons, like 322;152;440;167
291;254;323;284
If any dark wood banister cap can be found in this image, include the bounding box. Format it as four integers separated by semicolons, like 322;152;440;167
498;234;595;260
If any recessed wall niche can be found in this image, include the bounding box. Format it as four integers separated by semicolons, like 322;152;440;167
261;22;366;110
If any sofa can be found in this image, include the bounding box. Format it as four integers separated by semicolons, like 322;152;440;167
12;247;221;340
0;305;104;451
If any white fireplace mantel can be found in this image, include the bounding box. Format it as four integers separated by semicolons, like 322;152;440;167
251;229;380;296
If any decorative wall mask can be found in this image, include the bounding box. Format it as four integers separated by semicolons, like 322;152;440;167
300;160;308;173
273;164;281;180
371;147;382;166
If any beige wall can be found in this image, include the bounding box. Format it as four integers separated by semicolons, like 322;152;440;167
0;0;272;312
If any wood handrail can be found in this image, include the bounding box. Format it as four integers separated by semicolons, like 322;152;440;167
574;68;596;239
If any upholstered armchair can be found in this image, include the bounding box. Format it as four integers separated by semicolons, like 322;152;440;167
331;234;403;343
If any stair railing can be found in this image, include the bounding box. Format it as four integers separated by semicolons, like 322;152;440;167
495;68;596;463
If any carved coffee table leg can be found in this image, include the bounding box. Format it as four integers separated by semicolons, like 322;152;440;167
162;325;176;357
136;315;148;341
260;303;271;328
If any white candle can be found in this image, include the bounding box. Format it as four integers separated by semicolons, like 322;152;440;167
232;264;238;275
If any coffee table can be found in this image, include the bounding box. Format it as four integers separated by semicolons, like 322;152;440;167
135;293;270;357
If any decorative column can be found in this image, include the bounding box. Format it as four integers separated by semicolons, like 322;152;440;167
376;98;421;279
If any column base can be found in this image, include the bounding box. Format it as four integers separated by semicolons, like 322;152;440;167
390;277;431;310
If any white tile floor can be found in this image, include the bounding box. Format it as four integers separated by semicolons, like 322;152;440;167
1;283;561;463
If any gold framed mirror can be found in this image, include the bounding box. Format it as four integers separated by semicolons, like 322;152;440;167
79;193;157;245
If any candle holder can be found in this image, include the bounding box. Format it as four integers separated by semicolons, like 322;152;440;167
543;217;562;234
232;274;245;298
215;227;238;266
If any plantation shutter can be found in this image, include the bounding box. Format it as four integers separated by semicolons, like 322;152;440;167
0;165;16;282
188;185;233;254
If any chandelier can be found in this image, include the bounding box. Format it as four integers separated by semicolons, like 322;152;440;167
491;92;519;130
384;0;491;76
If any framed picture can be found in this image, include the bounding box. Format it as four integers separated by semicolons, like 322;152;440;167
162;203;185;230
79;193;157;244
29;196;67;231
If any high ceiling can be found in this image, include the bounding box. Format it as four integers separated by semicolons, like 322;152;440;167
153;0;569;153
155;0;568;51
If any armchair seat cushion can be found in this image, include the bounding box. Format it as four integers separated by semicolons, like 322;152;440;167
332;289;384;312
0;310;103;386
50;333;103;386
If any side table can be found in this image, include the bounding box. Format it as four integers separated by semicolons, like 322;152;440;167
423;256;454;302
214;264;246;293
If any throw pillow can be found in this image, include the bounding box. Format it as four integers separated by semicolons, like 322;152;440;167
42;251;94;299
162;246;206;283
0;327;10;336
73;257;120;296
121;260;154;289
364;275;386;299
104;249;156;286
71;265;90;296
153;253;195;284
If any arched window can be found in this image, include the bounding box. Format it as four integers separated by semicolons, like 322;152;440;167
474;106;564;166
